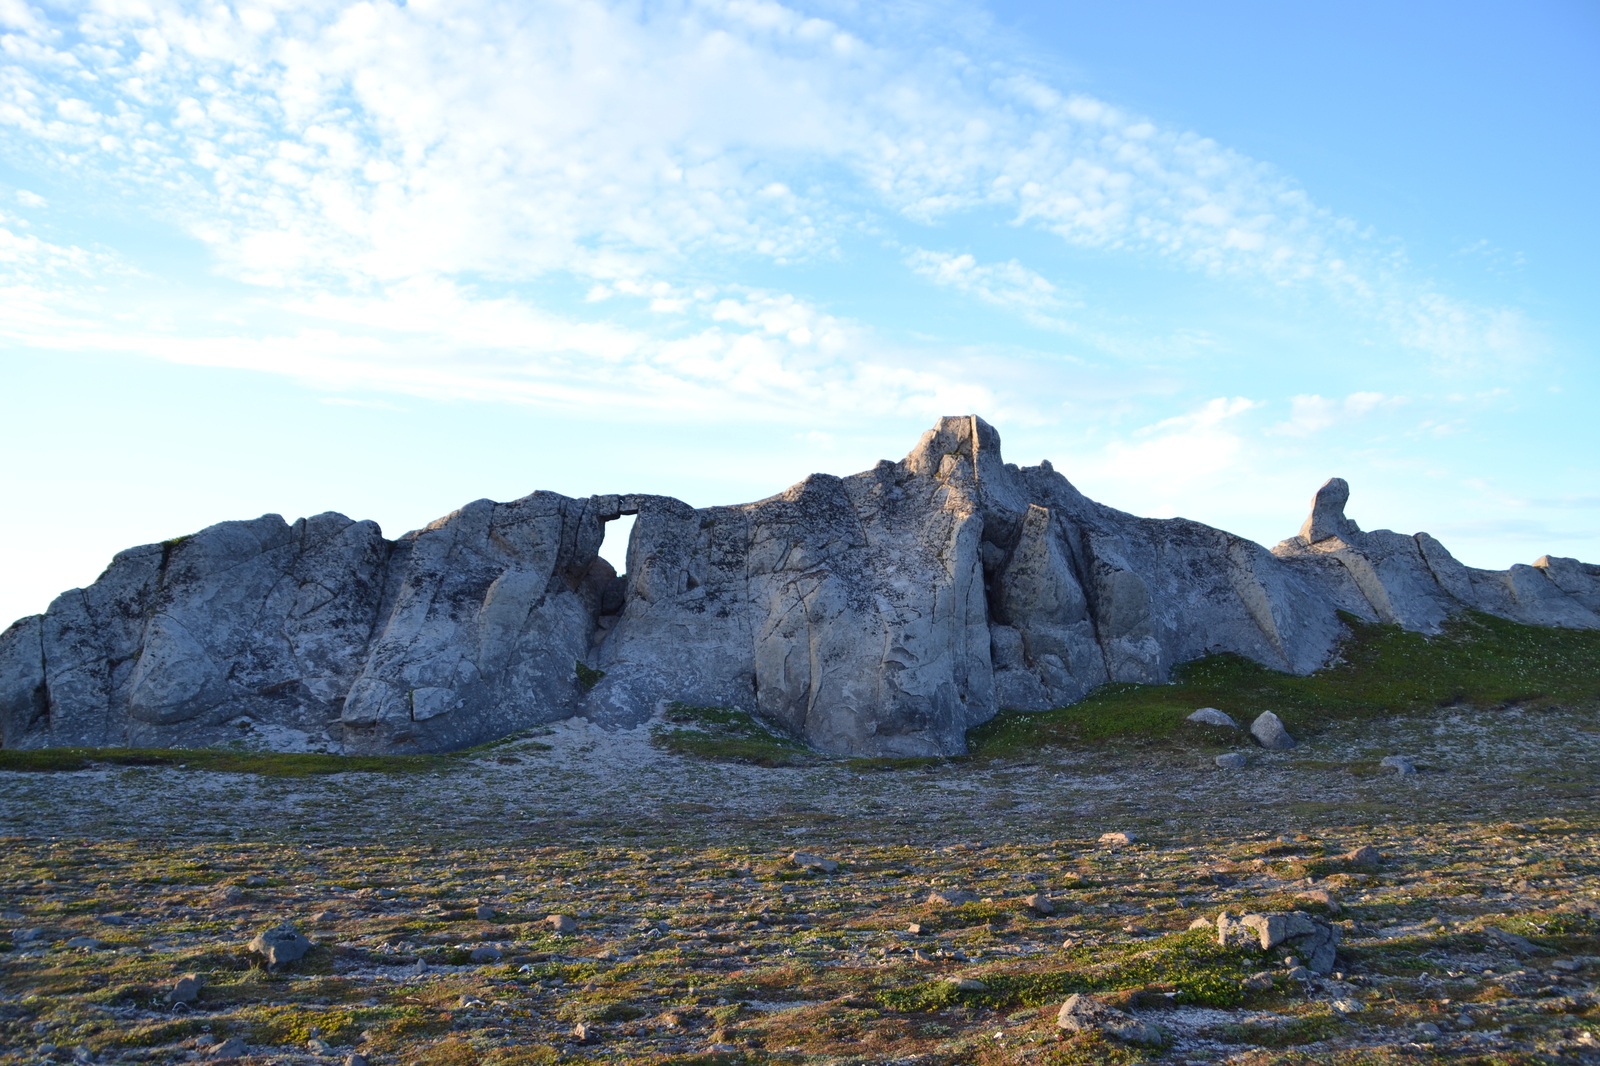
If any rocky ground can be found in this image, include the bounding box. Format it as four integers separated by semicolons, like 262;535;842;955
1;702;1597;1066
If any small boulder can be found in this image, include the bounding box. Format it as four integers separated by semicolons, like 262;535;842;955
789;852;840;874
1485;926;1538;954
1187;917;1213;931
1299;889;1340;914
469;944;502;963
206;1037;248;1060
344;1056;368;1066
247;922;313;971
1187;707;1238;728
1218;910;1341;972
1022;893;1055;916
1214;752;1247;770
64;936;104;950
572;1022;596;1044
1056;993;1162;1046
1380;755;1417;776
945;976;988;991
475;905;496;920
1342;845;1381;867
546;914;578;934
1242;971;1275;991
927;888;978;906
906;922;925;935
1098;831;1135;846
212;885;245;906
307;1037;335;1054
1331;997;1365;1014
1250;711;1295;750
168;973;204;1004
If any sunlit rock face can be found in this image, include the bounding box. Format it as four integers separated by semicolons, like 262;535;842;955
3;416;1597;756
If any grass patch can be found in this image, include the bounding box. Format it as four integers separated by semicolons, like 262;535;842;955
651;703;816;767
575;661;606;691
969;610;1600;756
880;928;1260;1013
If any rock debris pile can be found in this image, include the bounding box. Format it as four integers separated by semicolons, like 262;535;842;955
3;415;1598;757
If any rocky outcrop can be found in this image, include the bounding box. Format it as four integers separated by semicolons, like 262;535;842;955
3;416;1597;757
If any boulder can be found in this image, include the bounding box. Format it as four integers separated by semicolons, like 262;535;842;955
247;922;313;970
3;415;1597;759
945;976;988;991
1187;707;1238;728
1380;755;1417;775
167;973;204;1004
1214;752;1247;769
546;914;578;933
789;852;840;874
927;888;978;906
1098;831;1136;846
1056;993;1162;1045
1022;893;1055;915
1250;711;1295;750
1343;845;1381;867
1217;910;1341;973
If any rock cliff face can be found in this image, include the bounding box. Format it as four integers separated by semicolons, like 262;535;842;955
3;416;1597;756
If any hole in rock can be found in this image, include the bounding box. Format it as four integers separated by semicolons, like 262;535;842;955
599;513;635;578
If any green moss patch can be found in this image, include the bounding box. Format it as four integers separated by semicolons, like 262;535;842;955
970;611;1600;756
652;703;816;767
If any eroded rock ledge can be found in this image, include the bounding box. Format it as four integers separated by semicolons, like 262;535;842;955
3;416;1596;757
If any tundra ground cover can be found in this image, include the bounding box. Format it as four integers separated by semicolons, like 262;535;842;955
2;691;1598;1066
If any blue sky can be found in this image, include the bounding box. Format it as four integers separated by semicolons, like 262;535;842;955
2;0;1596;626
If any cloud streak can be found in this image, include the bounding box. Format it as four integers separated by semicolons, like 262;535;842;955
0;0;1534;372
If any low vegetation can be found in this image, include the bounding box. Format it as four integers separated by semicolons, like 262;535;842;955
970;611;1600;756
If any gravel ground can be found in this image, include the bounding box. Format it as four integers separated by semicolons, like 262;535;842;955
1;703;1596;1066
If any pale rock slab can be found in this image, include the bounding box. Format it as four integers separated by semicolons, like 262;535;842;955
4;415;1598;758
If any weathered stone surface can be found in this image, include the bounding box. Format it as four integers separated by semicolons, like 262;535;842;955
1056;993;1162;1045
4;415;1597;758
247;922;312;970
927;888;978;905
1187;707;1238;728
789;852;840;874
1022;892;1055;915
1251;711;1295;750
1214;752;1247;770
168;973;203;1004
1217;910;1341;972
1381;755;1418;775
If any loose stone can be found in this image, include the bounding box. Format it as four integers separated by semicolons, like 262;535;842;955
247;922;313;971
1250;711;1296;750
1056;993;1162;1046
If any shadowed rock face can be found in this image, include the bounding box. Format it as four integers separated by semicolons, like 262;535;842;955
3;416;1598;756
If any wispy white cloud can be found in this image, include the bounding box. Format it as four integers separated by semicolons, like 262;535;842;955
0;0;1534;373
904;248;1069;326
1079;396;1264;506
1270;391;1402;437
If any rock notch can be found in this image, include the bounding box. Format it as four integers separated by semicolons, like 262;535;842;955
3;416;1597;757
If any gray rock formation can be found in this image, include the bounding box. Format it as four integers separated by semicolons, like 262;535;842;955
1187;707;1238;728
3;415;1598;758
1250;711;1296;750
1217;910;1341;973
